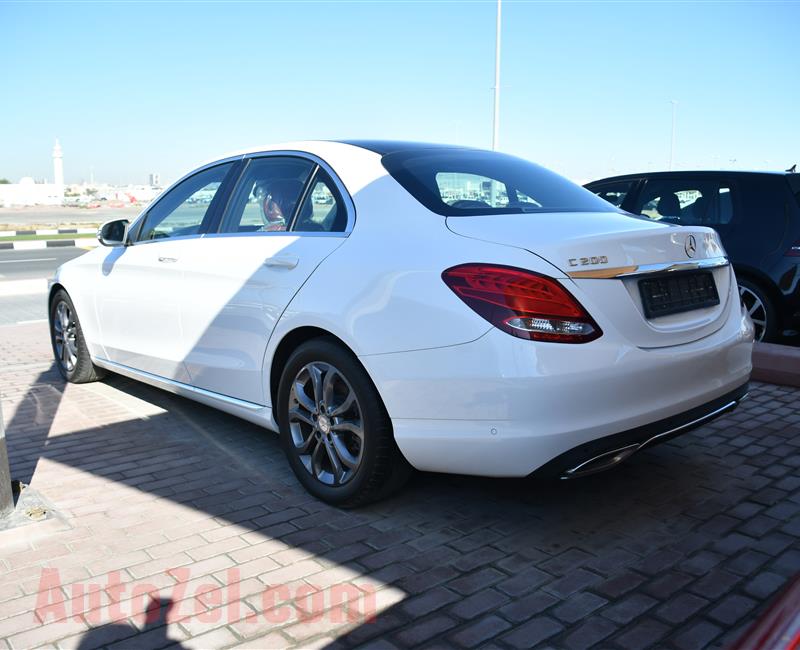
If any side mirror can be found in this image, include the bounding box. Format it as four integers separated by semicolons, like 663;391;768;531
97;219;129;247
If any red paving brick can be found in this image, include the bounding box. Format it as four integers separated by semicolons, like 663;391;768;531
1;322;799;649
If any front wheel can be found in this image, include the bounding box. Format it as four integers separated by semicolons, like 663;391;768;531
276;337;411;507
49;289;105;383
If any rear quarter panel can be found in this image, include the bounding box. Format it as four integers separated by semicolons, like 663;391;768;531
262;170;567;408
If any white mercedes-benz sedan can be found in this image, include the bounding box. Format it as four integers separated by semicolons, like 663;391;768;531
49;141;754;506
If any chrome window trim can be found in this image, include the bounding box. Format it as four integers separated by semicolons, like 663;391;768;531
203;150;356;238
567;255;729;279
130;232;212;247
129;150;356;244
201;230;349;240
287;163;320;232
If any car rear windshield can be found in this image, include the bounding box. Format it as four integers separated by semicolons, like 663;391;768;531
381;149;617;216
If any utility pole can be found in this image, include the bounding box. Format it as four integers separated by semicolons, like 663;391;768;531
490;0;502;207
492;0;502;151
669;100;678;171
0;401;13;518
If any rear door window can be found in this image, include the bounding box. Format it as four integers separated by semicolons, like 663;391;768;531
292;169;348;232
633;178;734;226
219;157;315;234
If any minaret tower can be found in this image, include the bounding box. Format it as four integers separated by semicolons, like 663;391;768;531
52;139;64;187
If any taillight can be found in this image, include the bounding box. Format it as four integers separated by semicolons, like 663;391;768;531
442;264;602;343
786;240;800;256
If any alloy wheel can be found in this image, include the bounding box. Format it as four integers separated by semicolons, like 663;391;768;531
739;285;767;342
53;300;79;372
287;362;364;486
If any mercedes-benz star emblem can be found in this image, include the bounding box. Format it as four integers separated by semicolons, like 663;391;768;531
685;234;697;258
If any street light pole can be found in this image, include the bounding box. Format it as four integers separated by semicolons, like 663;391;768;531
669;100;678;171
0;401;13;518
489;0;502;207
492;0;502;151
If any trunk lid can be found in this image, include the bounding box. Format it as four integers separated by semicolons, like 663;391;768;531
446;211;733;348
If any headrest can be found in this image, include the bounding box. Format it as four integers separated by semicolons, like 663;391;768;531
657;193;681;217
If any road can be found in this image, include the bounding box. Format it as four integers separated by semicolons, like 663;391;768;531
0;247;86;280
0;247;87;325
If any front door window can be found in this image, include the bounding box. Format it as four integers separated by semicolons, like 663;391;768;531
137;163;234;241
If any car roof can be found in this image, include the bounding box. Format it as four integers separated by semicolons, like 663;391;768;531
336;140;477;155
195;140;483;171
586;170;794;184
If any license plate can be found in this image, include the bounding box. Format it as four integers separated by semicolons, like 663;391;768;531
638;271;720;319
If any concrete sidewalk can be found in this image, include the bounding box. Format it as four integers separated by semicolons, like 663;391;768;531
1;322;798;649
0;282;49;327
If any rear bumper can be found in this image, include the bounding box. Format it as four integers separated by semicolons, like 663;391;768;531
360;303;754;477
533;381;749;479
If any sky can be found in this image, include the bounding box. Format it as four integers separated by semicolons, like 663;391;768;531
1;0;798;186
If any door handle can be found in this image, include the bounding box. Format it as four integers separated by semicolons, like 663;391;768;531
263;256;299;269
158;257;178;263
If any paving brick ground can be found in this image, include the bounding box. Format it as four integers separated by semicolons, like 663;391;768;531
0;321;798;649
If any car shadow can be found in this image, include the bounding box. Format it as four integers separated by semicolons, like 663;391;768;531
3;361;781;648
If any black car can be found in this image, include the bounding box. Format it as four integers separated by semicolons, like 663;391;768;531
585;171;800;342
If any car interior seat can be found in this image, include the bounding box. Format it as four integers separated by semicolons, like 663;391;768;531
450;200;492;209
690;196;710;224
656;193;682;218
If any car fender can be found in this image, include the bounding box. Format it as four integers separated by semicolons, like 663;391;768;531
49;248;108;360
262;202;567;408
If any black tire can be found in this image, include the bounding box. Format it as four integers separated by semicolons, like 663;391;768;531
276;337;412;507
738;278;778;343
49;289;106;383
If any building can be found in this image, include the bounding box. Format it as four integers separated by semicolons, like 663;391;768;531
98;184;160;204
148;172;160;187
0;140;65;207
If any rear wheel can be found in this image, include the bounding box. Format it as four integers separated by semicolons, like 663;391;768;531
738;279;777;342
277;337;411;507
49;289;105;383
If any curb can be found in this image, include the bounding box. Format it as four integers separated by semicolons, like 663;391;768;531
752;342;800;388
0;239;98;251
0;228;96;238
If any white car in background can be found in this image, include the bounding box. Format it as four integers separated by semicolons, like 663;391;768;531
49;141;754;506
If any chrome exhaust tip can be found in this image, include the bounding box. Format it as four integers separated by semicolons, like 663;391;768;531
560;444;639;479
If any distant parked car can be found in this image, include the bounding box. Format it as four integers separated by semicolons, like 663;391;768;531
586;171;800;342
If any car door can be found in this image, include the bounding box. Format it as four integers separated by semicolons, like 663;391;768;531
93;160;240;380
176;154;352;405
